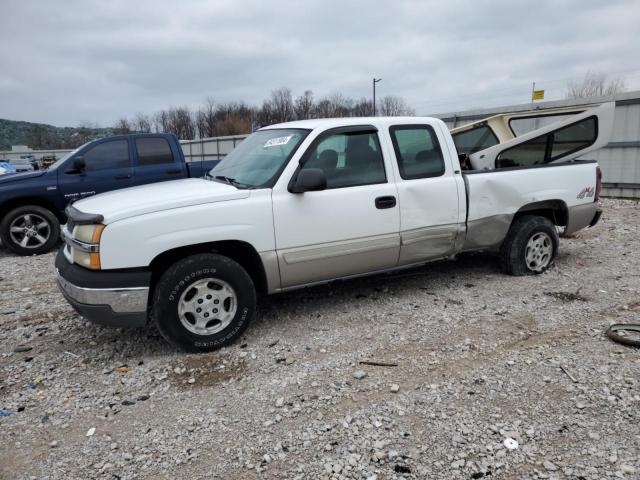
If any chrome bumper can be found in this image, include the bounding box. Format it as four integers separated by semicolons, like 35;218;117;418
56;269;149;313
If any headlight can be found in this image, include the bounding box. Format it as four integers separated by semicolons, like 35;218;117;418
74;250;98;269
75;224;105;244
64;223;105;270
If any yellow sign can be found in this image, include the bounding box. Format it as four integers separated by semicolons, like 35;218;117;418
532;90;545;101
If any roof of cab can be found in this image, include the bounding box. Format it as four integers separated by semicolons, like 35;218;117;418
260;116;443;131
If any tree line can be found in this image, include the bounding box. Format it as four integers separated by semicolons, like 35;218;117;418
565;71;626;99
24;72;626;149
113;87;415;139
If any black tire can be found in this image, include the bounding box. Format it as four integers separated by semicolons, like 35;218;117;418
500;215;559;276
151;253;256;352
0;205;60;255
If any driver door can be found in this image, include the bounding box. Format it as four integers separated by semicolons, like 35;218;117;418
57;138;134;202
271;126;400;288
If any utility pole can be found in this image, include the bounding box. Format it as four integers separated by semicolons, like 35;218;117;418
372;78;382;116
531;81;535;106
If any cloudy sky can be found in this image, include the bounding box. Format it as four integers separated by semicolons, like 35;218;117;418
1;0;639;127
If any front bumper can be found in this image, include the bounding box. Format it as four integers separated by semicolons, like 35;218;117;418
55;249;150;328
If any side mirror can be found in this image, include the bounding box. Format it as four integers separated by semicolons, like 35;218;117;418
290;168;326;193
73;156;86;171
67;156;85;174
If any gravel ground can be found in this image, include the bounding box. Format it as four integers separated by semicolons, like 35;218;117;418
1;198;639;480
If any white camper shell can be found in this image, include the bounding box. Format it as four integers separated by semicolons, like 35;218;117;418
450;102;615;171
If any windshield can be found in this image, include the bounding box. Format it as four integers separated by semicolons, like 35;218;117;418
208;129;309;188
47;144;87;170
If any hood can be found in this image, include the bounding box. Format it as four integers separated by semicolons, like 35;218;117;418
74;178;251;224
0;170;47;185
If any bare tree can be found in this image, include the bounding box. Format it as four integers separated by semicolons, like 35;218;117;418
328;93;353;117
314;93;353;118
212;102;254;136
294;90;315;120
258;87;295;125
377;96;415;116
153;110;170;133
119;90;415;136
163;107;195;140
196;97;217;138
133;113;151;133
566;71;626;98
314;98;332;119
271;87;295;122
113;118;131;134
351;97;374;117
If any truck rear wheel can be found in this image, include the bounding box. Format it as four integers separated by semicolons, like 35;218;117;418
151;253;256;352
500;215;559;276
0;205;60;255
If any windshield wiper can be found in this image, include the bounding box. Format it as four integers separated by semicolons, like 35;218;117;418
213;175;252;189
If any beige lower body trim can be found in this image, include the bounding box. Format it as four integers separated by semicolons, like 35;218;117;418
463;214;513;250
259;251;281;294
278;255;450;292
278;234;400;288
398;223;461;265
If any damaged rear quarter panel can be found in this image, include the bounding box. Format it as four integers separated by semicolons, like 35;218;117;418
462;163;595;250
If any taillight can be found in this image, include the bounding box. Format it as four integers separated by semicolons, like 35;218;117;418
595;166;602;201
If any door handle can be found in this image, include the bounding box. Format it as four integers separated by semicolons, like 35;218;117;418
375;195;396;209
165;168;181;174
114;174;132;180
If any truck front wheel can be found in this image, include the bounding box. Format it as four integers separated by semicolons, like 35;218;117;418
151;253;256;352
500;215;559;276
0;205;60;255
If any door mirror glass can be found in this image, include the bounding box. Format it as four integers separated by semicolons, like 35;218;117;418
291;168;326;193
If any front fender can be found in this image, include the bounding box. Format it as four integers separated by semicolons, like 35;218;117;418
98;191;275;269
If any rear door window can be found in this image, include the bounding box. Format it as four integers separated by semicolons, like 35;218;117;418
390;125;445;179
135;137;175;166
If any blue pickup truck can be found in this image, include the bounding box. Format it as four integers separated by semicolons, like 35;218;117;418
0;133;218;255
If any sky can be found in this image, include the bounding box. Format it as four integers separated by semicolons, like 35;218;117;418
1;0;640;127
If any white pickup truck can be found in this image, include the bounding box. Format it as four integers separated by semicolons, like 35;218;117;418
56;115;606;351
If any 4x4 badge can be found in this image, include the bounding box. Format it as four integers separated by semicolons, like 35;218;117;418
577;186;595;199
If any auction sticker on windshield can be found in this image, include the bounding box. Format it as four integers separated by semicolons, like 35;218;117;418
264;135;292;148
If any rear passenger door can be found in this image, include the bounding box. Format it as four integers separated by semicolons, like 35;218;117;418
133;136;186;186
388;124;463;265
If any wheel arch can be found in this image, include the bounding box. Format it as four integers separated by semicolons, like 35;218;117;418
0;197;65;223
148;240;269;298
512;199;568;227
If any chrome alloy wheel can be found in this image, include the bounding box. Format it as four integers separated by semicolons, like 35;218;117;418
525;232;553;272
178;278;237;335
8;213;51;249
